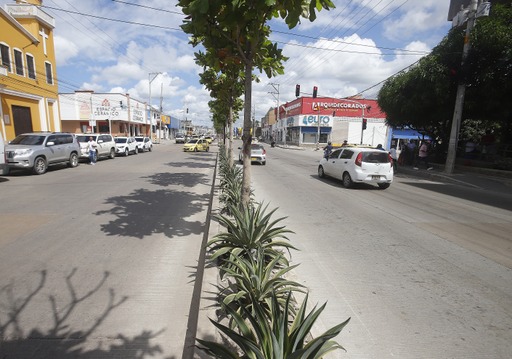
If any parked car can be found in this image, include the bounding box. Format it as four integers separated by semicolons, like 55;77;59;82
135;136;153;152
183;138;209;152
114;136;138;156
238;144;266;165
175;133;186;144
317;146;393;189
0;135;7;175
76;134;116;161
4;132;80;175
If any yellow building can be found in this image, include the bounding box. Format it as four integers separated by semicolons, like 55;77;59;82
0;0;59;142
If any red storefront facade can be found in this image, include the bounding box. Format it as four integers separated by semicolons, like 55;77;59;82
264;97;388;147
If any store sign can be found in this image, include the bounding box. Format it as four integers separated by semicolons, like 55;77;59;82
94;99;119;118
302;115;332;127
132;108;144;123
312;101;366;111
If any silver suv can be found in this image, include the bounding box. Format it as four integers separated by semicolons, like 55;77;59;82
5;132;80;175
76;134;116;161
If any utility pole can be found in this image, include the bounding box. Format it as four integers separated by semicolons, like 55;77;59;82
148;72;161;141
269;83;282;145
445;0;479;174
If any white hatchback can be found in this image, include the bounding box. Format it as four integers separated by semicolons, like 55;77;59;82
318;146;393;189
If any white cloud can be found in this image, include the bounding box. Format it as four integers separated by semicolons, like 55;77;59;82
54;36;79;66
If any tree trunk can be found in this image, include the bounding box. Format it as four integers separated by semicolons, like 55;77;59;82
241;57;253;206
228;106;234;166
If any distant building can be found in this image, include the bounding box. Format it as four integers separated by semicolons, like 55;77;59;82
0;0;60;141
269;96;389;147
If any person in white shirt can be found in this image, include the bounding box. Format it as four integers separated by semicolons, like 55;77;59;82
389;146;398;171
414;141;433;170
87;136;97;165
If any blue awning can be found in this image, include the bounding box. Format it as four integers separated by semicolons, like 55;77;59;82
392;129;431;140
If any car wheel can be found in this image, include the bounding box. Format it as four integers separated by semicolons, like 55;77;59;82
33;157;48;175
262;161;266;165
125;148;129;156
109;148;115;159
134;147;138;155
206;146;209;152
342;172;353;188
149;146;152;152
318;165;325;178
378;183;391;189
194;147;198;152
69;153;79;168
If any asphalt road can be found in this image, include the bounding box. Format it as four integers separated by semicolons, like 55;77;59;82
247;142;512;359
0;142;217;359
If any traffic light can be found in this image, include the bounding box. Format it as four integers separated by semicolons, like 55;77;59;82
362;118;367;130
295;84;300;97
312;86;318;98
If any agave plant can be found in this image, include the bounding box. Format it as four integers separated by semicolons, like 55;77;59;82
197;291;350;358
208;202;297;269
219;247;305;321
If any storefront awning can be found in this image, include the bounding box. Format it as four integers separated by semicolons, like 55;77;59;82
392;129;431;140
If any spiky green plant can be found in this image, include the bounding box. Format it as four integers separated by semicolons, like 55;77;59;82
219;247;305;321
197;291;350;358
208;202;296;269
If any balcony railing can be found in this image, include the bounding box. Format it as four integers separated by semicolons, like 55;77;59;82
5;4;55;28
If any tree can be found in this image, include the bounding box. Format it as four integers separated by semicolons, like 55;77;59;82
196;51;244;164
378;3;512;155
179;0;335;205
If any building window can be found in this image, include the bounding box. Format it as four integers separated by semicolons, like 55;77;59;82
26;54;36;79
45;61;53;85
14;49;24;76
0;43;11;72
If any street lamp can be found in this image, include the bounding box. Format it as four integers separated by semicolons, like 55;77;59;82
148;72;161;140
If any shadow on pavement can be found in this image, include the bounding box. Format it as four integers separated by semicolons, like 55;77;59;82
0;269;174;359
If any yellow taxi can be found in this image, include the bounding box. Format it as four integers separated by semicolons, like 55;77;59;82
183;138;209;152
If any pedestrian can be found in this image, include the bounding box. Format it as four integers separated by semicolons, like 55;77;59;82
323;141;333;159
389;146;398;171
414;141;433;170
376;144;385;151
342;140;348;146
87;136;97;165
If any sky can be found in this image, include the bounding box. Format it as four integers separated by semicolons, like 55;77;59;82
2;0;453;128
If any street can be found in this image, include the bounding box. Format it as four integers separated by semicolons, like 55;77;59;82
1;140;511;359
0;142;216;359
247;143;512;358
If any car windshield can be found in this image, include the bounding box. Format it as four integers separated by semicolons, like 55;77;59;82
115;138;127;143
135;137;143;142
76;135;96;142
10;135;46;145
186;139;198;144
250;144;264;152
362;151;389;163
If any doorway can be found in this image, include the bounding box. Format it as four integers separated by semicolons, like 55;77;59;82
12;105;33;135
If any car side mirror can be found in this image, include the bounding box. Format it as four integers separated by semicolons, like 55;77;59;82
46;141;55;146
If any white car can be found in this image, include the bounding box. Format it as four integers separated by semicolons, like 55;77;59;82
238;143;266;165
114;136;138;156
135;136;153;152
76;134;116;161
318;146;393;189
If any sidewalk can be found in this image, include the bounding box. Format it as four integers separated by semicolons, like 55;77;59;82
396;163;512;191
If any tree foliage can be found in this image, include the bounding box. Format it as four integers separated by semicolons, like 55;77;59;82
179;0;335;205
378;3;512;148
